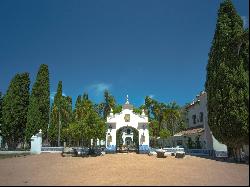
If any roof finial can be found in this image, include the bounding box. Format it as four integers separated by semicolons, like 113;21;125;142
125;94;129;104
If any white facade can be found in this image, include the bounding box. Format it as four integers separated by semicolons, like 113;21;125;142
105;95;150;153
186;91;213;149
161;91;227;153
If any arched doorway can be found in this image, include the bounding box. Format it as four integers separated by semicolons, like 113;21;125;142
105;95;150;154
116;126;139;153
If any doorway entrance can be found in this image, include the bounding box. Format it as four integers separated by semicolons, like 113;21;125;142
116;126;139;153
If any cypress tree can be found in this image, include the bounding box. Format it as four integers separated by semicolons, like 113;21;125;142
0;92;3;126
26;64;50;143
74;95;82;121
103;90;116;120
25;96;42;144
205;0;248;160
0;92;3;138
49;81;71;146
49;81;62;146
2;73;30;149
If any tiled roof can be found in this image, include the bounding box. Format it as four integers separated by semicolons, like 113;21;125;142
174;127;204;136
122;104;133;110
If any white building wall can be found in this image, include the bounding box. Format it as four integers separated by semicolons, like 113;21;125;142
187;92;207;129
187;91;226;151
105;103;149;153
162;91;227;153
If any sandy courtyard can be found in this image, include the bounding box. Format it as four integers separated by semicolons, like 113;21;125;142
0;153;248;186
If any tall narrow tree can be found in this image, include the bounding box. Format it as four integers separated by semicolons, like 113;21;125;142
0;92;3;138
73;95;82;121
49;81;72;146
2;73;30;149
103;90;116;120
26;64;50;143
49;81;63;146
205;0;249;160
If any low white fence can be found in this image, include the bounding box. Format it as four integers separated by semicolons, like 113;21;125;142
186;149;228;158
163;147;185;153
214;150;228;158
186;149;213;156
41;147;64;153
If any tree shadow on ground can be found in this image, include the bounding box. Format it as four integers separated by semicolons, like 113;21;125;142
188;155;249;165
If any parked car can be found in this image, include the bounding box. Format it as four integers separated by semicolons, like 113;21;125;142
78;147;90;157
148;147;157;156
61;147;76;157
62;146;105;157
88;147;102;156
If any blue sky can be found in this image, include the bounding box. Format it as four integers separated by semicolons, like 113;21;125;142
0;0;249;108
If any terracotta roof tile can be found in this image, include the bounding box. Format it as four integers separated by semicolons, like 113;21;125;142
174;127;204;136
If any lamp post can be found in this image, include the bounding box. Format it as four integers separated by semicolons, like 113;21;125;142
58;106;61;147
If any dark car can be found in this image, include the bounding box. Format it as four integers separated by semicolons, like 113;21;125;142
61;147;77;157
73;147;90;157
88;147;102;157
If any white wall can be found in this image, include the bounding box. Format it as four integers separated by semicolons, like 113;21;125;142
186;91;227;151
106;107;149;150
30;130;42;154
162;91;227;152
186;92;214;149
187;92;207;129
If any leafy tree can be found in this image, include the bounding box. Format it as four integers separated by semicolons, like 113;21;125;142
144;96;153;119
48;81;71;146
149;120;159;147
94;103;102;117
205;0;249;160
64;92;106;147
113;105;122;114
103;90;116;120
73;95;82;121
187;137;194;149
25;96;42;145
84;107;105;147
0;92;3;126
145;96;185;146
144;97;168;135
62;122;81;147
26;64;50;144
2;73;30;149
0;92;3;139
162;102;185;136
133;107;142;114
195;135;202;149
159;129;171;139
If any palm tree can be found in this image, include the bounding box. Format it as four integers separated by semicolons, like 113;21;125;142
51;97;71;147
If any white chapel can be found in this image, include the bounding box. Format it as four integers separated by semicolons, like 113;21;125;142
105;95;150;153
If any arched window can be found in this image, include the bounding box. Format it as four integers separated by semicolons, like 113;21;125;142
127;128;131;134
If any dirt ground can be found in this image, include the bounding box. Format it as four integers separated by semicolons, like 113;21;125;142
0;153;248;186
